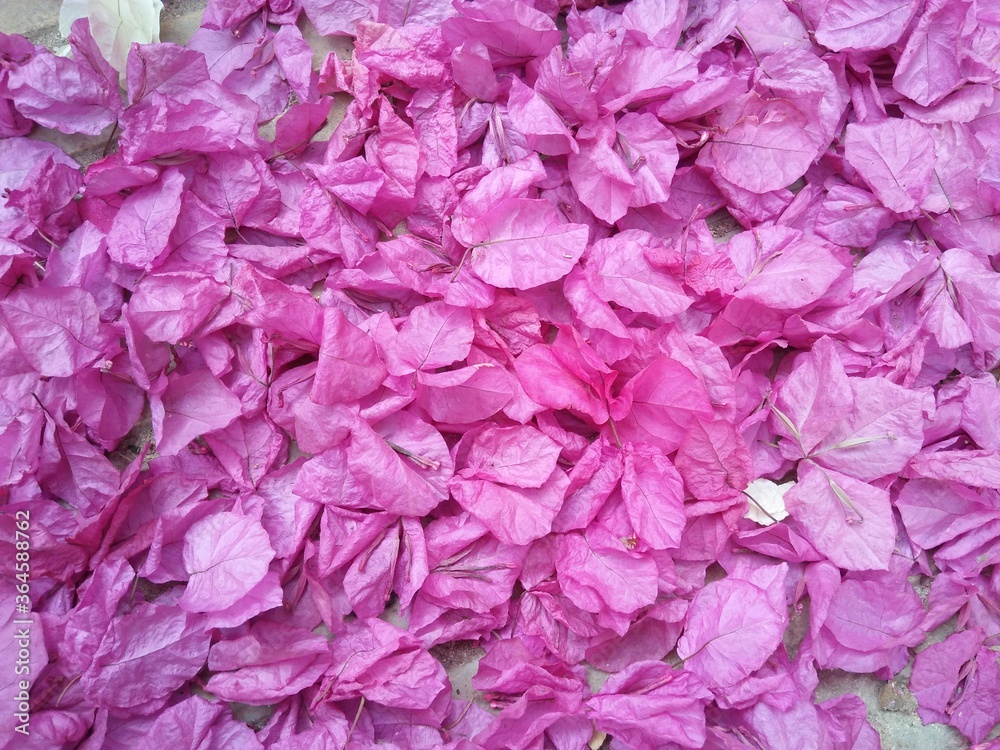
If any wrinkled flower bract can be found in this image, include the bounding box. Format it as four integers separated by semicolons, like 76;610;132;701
1;0;1000;746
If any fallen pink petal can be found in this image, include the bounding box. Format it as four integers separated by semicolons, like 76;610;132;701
1;0;999;747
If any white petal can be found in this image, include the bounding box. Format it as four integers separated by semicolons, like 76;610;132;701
743;478;792;526
60;0;163;75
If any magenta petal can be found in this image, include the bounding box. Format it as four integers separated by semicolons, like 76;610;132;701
677;575;786;690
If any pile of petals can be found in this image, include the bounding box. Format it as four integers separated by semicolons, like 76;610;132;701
3;0;1000;747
